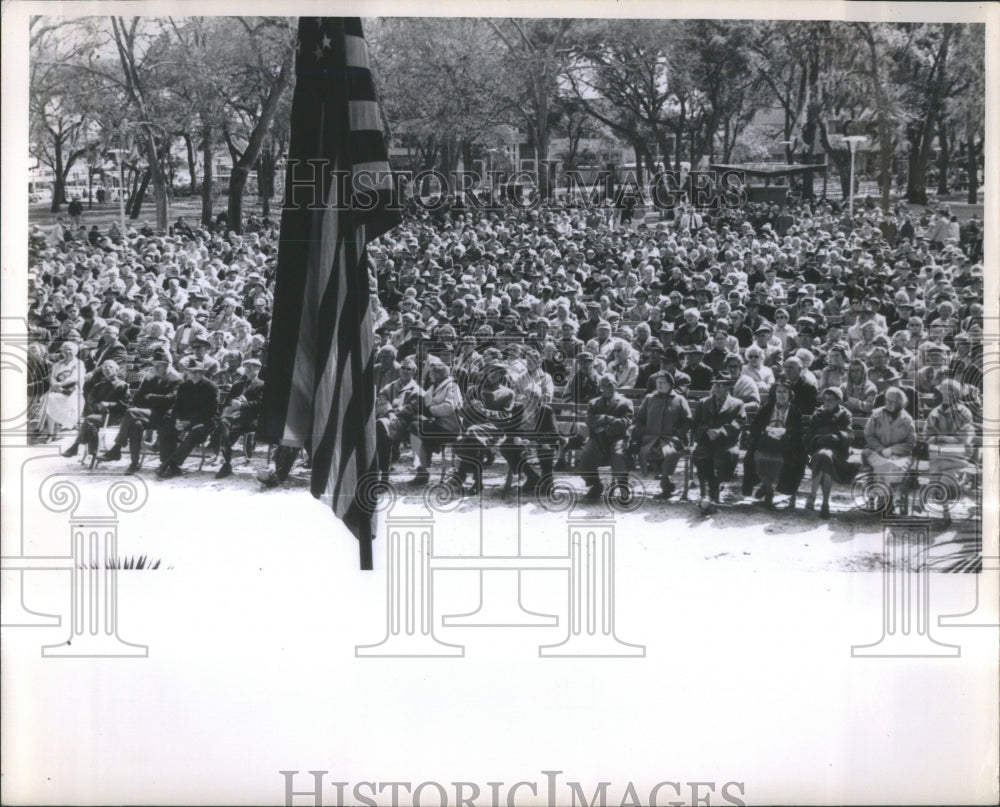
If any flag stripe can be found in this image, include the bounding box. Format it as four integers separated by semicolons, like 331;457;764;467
345;34;370;68
349;100;381;132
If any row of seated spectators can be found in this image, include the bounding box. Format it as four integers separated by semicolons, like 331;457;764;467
25;194;984;515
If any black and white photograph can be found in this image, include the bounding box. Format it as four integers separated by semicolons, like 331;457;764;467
2;1;997;804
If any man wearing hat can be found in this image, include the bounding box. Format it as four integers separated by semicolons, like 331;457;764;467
187;335;221;379
680;344;714;391
628;371;691;499
88;324;128;374
579;374;634;501
691;371;746;503
172;307;209;357
155;360;220;479
214;358;266;479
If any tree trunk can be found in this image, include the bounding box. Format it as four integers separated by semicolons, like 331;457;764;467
130;168;151;219
201;127;214;226
906;131;928;205
144;134;170;233
184;133;197;196
966;132;978;205
227;165;249;233
50;138;65;214
936;116;949;196
258;148;272;220
87;167;94;209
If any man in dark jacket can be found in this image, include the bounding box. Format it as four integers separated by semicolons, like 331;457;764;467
214;358;266;479
99;357;181;473
691;371;746;502
88;325;128;373
579;374;634;500
62;359;130;458
156;361;219;478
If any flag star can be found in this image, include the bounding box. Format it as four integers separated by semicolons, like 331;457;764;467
314;44;324;60
322;33;331;49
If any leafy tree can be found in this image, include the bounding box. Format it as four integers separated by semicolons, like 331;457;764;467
486;18;574;199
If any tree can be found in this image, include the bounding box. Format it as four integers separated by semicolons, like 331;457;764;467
944;24;985;204
486;18;574;199
564;19;675;181
103;17;175;232
219;17;295;233
159;17;234;225
370;18;510;194
29;20;94;213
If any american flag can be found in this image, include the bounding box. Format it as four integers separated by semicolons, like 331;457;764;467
260;18;400;570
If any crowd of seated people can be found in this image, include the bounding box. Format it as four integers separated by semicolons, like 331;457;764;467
26;191;984;517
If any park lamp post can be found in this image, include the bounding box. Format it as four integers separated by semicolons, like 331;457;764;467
843;135;868;222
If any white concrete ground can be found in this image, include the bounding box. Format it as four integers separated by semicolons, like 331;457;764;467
2;444;996;806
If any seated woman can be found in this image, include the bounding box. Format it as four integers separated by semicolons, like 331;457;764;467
803;387;857;518
817;344;849;391
723;353;761;406
35;341;85;441
861;386;917;514
922;378;977;499
742;378;805;509
743;345;775;398
408;357;463;486
841;358;877;416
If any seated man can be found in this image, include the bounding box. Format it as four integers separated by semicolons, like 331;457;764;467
408;358;463;486
156;361;220;479
691;371;746;503
214;358;265;479
375;358;422;483
628;371;691;500
61;359;130;459
99;357;181;473
506;348;561;495
451;360;519;495
680;345;714;391
579;374;634;500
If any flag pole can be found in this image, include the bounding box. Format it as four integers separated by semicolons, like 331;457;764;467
359;511;374;570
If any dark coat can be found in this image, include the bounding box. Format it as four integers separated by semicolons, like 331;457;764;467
133;373;181;416
742;397;807;495
804;404;857;484
170;378;219;427
90;339;128;371
82;373;130;425
586;392;634;444
691;393;745;455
